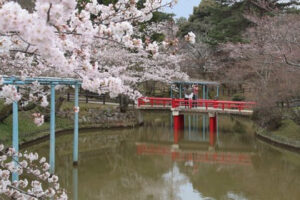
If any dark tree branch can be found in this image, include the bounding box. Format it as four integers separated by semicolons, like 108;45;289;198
47;3;53;23
284;54;300;68
7;185;40;199
9;49;39;56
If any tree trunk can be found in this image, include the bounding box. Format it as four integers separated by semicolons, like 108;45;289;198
119;94;129;113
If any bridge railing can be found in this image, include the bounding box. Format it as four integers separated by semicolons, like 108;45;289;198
138;97;172;108
138;97;256;111
172;99;256;111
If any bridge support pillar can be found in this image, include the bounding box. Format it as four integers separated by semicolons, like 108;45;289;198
209;112;217;147
173;111;184;144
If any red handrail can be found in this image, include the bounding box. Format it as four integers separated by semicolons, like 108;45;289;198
138;97;256;111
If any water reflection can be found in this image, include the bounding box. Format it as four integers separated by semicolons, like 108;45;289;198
27;112;300;200
72;167;78;200
162;164;212;200
136;143;252;167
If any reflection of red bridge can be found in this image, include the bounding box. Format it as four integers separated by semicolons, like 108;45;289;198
136;143;253;166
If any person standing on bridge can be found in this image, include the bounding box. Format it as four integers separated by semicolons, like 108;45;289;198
193;84;199;100
184;86;193;108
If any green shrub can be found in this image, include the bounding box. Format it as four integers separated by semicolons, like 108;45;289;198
231;94;245;101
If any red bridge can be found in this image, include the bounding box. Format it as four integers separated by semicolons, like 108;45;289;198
138;97;255;116
138;97;256;149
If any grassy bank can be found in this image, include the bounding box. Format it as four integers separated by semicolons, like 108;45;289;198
272;119;300;141
256;119;300;150
0;101;118;146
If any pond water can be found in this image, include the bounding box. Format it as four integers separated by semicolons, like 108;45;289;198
28;112;300;200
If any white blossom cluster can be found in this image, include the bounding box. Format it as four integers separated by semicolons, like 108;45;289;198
0;85;21;104
32;113;45;127
96;45;189;100
185;32;196;44
0;0;195;123
0;145;67;199
0;36;11;55
0;0;181;98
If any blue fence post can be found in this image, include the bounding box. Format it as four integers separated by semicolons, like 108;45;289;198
73;84;79;166
170;85;173;98
50;84;56;174
216;86;219;98
12;91;19;182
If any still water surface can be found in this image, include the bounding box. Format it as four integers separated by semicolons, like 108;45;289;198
29;112;300;200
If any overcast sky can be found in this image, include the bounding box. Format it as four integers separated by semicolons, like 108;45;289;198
162;0;202;19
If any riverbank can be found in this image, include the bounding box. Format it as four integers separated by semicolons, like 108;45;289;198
0;102;143;146
256;119;300;151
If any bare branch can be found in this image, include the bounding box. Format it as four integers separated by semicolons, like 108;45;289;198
284;54;300;68
7;185;41;199
10;49;40;56
47;3;52;23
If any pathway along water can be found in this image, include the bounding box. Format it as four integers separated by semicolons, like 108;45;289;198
28;112;300;200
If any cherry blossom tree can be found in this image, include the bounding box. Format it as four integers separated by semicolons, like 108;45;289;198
0;0;194;120
0;0;184;99
0;0;197;198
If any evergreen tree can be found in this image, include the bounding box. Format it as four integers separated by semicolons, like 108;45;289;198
178;0;300;45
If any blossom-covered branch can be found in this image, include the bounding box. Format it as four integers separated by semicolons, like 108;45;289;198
0;144;67;199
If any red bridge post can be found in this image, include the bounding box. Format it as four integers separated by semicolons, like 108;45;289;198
173;111;184;144
209;112;217;147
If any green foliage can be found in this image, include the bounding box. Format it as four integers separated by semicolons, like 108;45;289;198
176;17;187;26
178;0;300;45
272;119;300;141
178;0;252;45
98;0;118;5
151;11;175;23
232;93;245;101
150;32;165;42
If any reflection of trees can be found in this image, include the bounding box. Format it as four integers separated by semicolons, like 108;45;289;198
182;141;300;200
75;144;171;200
47;130;173;199
26;117;300;200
